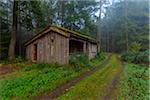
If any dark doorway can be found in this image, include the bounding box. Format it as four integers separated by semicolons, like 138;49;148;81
69;39;84;54
33;44;37;61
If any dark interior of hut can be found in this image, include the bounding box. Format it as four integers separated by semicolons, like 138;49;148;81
69;39;84;54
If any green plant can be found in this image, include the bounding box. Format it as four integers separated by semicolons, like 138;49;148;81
121;50;149;64
121;52;137;63
135;50;149;63
69;53;90;71
36;63;50;70
118;63;149;99
90;52;106;66
59;55;121;99
12;56;24;63
129;42;141;53
0;57;25;65
95;52;105;60
15;62;26;68
0;53;107;99
0;63;82;99
1;59;9;64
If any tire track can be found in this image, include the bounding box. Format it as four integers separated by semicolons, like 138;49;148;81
35;55;112;100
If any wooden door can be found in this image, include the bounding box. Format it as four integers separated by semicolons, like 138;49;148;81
33;44;37;61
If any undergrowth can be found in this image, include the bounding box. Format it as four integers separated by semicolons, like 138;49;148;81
117;63;149;99
0;53;106;99
121;50;149;65
0;64;81;99
69;52;106;71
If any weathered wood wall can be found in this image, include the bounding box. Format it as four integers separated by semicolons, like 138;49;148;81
26;29;98;64
87;42;97;59
26;31;69;64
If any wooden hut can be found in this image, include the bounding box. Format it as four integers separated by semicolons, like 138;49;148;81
24;25;98;64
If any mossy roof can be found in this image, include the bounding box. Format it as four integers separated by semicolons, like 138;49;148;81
24;25;97;46
51;25;96;42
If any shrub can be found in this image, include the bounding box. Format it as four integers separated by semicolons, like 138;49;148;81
12;56;24;63
0;63;81;99
129;42;141;53
36;63;50;70
135;50;149;63
1;59;9;64
0;56;25;65
69;53;90;71
15;63;27;68
95;52;105;60
121;52;137;63
90;52;106;66
23;63;63;71
118;63;149;99
121;50;149;64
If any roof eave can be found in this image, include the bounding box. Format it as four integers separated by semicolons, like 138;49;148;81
24;25;97;46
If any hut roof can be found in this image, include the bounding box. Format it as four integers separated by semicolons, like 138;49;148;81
24;25;97;46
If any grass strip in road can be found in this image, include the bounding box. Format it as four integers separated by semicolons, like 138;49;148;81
36;54;111;99
58;55;121;100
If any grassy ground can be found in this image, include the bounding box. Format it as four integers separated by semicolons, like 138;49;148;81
1;54;147;99
116;63;149;100
58;55;122;99
0;64;81;99
0;54;106;99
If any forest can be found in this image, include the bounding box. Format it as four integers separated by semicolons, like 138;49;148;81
0;0;149;99
0;0;149;60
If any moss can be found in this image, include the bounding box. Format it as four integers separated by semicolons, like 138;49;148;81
25;24;97;46
58;55;121;99
51;25;97;42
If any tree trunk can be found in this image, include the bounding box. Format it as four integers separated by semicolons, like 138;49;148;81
125;0;128;52
97;0;103;52
61;0;64;26
18;1;22;56
8;0;18;61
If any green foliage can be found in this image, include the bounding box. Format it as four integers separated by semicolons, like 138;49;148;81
101;0;149;52
0;64;81;99
121;50;149;64
12;56;24;63
90;52;106;66
1;56;24;65
26;63;62;71
1;56;26;68
0;53;106;99
135;50;149;63
1;59;9;65
129;42;141;53
15;63;26;68
118;63;149;99
59;55;121;99
121;52;137;63
95;52;105;61
59;0;98;35
69;53;90;71
69;52;106;71
0;1;11;59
